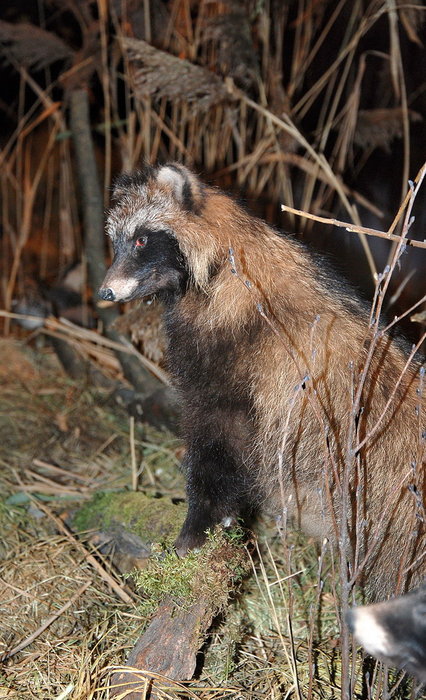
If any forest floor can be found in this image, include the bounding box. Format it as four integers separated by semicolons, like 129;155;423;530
0;337;422;699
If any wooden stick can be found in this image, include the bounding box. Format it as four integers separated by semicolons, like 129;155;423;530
0;311;171;385
130;416;138;491
69;87;162;396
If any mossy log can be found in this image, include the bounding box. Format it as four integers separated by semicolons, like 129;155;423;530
110;533;250;699
74;491;187;572
74;492;251;698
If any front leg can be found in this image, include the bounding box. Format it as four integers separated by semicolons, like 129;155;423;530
175;438;251;556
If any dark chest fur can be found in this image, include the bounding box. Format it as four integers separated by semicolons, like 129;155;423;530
164;305;261;414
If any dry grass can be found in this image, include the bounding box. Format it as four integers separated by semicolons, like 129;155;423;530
0;339;423;698
1;0;426;317
0;338;183;699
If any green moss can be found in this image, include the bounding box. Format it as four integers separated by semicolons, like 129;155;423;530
74;495;250;630
132;526;250;620
73;491;186;544
132;545;200;617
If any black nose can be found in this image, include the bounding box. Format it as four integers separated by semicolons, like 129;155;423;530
98;287;116;301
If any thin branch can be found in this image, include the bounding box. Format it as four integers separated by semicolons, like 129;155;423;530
353;331;426;455
280;205;426;252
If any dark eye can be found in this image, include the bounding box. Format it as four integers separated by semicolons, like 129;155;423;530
135;235;148;248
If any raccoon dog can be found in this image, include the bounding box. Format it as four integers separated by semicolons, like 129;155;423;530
99;163;425;598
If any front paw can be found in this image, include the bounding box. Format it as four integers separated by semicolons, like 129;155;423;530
174;529;206;557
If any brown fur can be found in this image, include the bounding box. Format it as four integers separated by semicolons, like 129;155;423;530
101;163;425;598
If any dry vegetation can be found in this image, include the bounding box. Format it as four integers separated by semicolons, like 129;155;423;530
0;341;424;695
0;0;425;698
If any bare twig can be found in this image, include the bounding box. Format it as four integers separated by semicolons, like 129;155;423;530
280;205;426;252
130;416;138;491
353;331;426;455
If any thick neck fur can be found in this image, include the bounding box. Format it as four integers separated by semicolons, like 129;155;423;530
170;189;371;378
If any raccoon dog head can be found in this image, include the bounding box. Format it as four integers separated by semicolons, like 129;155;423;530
99;163;204;304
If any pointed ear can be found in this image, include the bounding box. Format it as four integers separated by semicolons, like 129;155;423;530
156;163;205;213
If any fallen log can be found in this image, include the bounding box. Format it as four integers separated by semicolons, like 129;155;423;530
109;598;215;698
109;532;251;699
73;492;251;698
